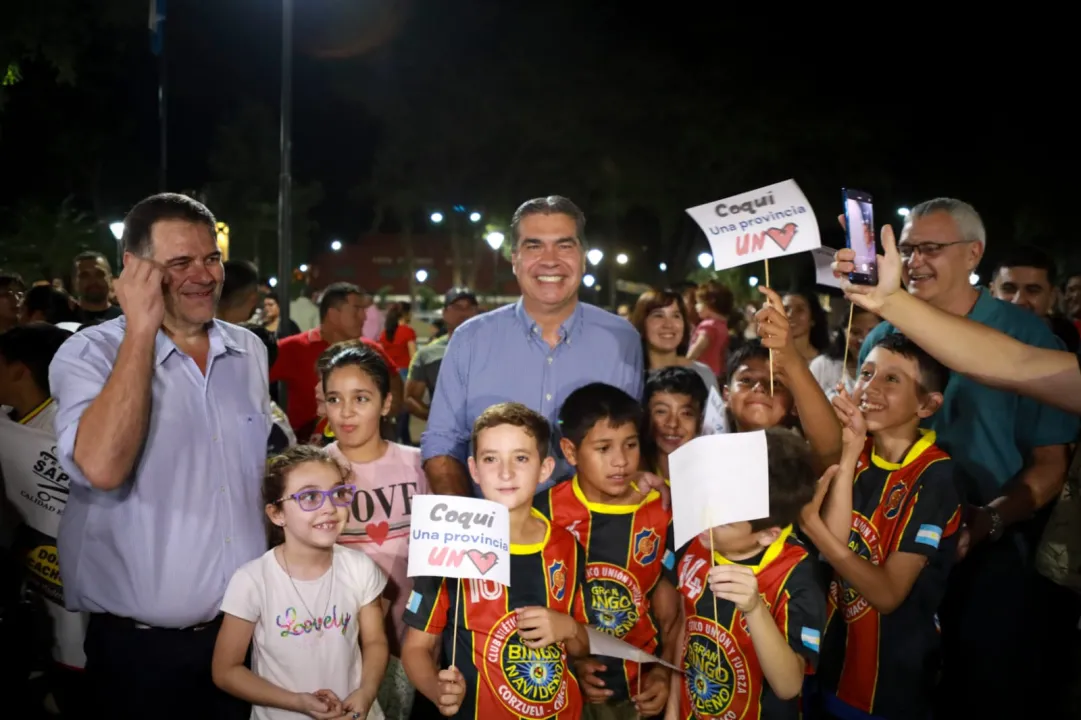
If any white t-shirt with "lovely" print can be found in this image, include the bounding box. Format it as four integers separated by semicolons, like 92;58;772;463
221;545;388;720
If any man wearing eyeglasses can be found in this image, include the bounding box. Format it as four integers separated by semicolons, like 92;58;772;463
0;271;26;333
856;198;1077;718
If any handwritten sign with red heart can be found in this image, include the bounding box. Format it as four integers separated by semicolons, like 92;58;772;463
466;549;499;575
407;495;512;587
684;179;821;271
765;223;798;251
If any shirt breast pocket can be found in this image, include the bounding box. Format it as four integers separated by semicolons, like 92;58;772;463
237;412;272;469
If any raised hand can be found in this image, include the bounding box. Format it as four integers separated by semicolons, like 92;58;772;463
832;216;904;313
831;389;868;449
114;255;165;337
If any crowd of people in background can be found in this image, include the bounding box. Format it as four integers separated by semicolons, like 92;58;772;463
1;191;1079;720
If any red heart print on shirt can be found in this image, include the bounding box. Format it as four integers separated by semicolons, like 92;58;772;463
765;223;798;251
466;549;499;575
366;521;390;545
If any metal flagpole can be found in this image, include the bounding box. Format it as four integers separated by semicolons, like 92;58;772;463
276;0;294;369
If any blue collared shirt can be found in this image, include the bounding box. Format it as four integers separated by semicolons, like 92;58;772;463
52;317;272;627
421;300;644;494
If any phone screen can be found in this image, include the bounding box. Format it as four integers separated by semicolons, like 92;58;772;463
843;190;877;284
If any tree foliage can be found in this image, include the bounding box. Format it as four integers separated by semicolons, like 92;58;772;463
0;196;110;281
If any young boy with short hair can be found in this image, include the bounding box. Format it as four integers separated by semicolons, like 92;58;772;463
667;427;825;720
800;334;962;720
643;366;709;482
535;382;681;719
401;402;591;718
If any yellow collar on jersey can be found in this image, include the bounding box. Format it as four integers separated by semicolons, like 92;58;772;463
713;525;794;574
18;397;53;425
571;474;660;515
871;429;937;471
510;508;552;555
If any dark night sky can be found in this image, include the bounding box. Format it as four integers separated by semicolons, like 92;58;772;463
0;1;1074;273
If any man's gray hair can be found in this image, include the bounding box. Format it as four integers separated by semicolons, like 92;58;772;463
509;195;586;248
907;197;987;250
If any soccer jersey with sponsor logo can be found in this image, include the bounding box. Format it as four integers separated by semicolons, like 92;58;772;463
675;529;824;720
818;430;962;719
534;476;676;700
403;509;588;719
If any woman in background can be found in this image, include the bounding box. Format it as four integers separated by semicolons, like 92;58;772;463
631;288;717;391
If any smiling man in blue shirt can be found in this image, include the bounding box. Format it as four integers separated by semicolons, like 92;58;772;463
421;196;645;496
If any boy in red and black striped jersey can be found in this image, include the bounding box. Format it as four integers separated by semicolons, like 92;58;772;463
668;427;825;720
535;382;681;719
401;402;591;719
800;334;962;720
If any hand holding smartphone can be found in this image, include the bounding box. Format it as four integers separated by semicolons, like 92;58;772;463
842;188;877;285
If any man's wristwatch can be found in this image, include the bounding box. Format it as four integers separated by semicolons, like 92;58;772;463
985;506;1004;541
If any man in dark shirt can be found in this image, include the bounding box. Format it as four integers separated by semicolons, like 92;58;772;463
71;252;122;325
990;246;1080;353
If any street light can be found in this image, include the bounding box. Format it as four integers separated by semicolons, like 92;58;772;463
416;269;428;283
748;276;759;287
268;277;278;288
659;262;667;272
486;231;505;251
616;253;629;265
587;249;604;266
970;272;980;285
109;222;125;240
430;212;444;224
330;239;342;252
897;207;910;218
298;264;308;272
698;252;714;269
583;274;596;288
469;211;482;223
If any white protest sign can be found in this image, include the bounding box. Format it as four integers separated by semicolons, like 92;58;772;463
686;179;820;272
586;627;681;672
0;419;87;668
812;247;842;289
408;494;511;587
701;386;727;435
669;431;770;550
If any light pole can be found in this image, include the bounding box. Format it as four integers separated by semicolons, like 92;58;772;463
486;231;505;296
109;222;125;268
276;0;294;349
698;252;714;270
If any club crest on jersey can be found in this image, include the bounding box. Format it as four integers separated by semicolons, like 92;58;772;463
587;563;644;638
683;617;751;718
482;611;570;716
548;559;567;602
883;482;907;520
633;527;660;566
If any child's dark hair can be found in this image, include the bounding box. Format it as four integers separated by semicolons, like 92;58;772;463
558;382;642;447
263;445;352;546
472;402;551;459
869;333;949;394
749;428;817;532
318;340;391;398
0;323;72;396
725;339;771;383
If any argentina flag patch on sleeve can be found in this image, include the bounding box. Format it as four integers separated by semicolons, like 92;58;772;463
915;524;943;549
801;627;821;652
662;549;675;570
406;590;422;614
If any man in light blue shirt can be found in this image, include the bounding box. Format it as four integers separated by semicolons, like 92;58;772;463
52;193;269;720
421;196;645;496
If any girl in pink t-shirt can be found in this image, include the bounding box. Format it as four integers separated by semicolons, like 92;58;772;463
319;341;429;720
